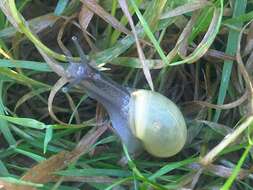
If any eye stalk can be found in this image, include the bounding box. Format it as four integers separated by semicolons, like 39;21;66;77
63;37;100;92
65;36;187;158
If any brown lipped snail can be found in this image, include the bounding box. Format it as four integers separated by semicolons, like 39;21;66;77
65;36;187;158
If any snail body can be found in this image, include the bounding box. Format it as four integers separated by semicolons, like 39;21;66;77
66;37;187;158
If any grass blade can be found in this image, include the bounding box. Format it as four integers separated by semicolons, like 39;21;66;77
213;0;247;122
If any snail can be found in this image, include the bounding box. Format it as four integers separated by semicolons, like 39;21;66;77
64;36;187;158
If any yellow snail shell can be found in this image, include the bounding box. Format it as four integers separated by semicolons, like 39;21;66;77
129;90;187;158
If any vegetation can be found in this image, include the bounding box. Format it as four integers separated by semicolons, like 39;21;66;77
0;0;252;189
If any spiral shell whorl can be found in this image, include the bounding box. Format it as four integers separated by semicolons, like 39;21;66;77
129;90;187;158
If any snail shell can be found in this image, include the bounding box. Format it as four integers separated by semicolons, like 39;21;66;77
128;90;187;158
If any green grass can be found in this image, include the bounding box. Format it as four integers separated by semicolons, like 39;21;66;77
0;0;253;189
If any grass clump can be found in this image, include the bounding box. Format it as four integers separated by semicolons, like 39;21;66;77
0;0;253;189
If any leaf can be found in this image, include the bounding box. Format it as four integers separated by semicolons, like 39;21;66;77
54;0;69;16
80;0;131;36
0;68;50;88
14;88;49;112
0;59;53;72
119;0;154;90
57;168;131;177
0;115;48;129
129;0;169;66
161;0;210;19
213;0;247;121
196;120;233;136
0;177;42;190
0;13;60;39
171;2;223;65
14;148;46;162
78;1;94;30
44;126;53;154
7;126;107;190
149;158;197;180
0;81;16;145
221;144;252;190
110;57;163;69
